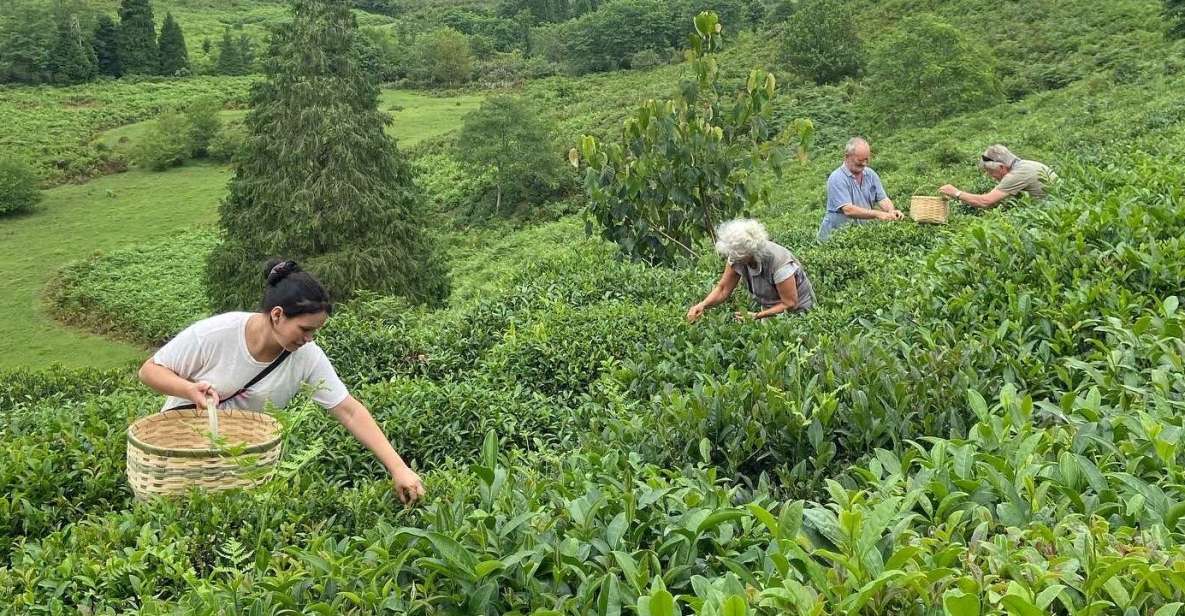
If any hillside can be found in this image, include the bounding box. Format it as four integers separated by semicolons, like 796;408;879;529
2;0;1185;613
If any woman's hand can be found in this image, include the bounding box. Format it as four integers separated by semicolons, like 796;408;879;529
392;466;426;505
686;303;706;323
733;311;756;322
939;184;959;198
185;381;220;409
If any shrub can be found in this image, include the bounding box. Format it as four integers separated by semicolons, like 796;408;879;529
0;155;41;216
780;0;862;84
206;120;246;163
861;14;1004;129
133;110;192;171
627;47;666;69
185;96;223;158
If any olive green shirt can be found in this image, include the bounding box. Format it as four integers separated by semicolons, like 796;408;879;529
996;159;1056;199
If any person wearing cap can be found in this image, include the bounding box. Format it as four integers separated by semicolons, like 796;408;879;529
939;144;1056;208
138;259;427;505
687;218;816;323
817;137;904;242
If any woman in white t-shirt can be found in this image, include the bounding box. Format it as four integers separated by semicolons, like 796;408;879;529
138;259;425;504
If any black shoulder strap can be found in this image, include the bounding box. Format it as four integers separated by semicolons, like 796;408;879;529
167;349;292;411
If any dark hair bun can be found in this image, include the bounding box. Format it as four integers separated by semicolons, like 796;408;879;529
264;259;301;286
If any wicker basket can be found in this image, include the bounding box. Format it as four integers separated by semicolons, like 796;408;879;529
127;408;282;500
909;196;949;224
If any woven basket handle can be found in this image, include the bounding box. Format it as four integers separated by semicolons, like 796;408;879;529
206;394;219;443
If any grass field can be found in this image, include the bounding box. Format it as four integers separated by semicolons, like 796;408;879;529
0;165;228;370
0;90;481;370
97;90;483;157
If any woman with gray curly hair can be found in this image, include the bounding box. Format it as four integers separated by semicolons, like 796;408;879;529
687;218;816;323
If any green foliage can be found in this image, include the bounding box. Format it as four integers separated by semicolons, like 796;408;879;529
628;47;667;69
1168;0;1185;38
50;14;98;85
205;119;246;162
156;12;190;76
862;14;1003;129
559;0;676;74
92;13;122;77
411;149;494;214
185;95;222;158
206;0;449;311
47;231;215;346
0;1;54;84
132;109;191;171
457;95;566;218
117;0;159;75
417;27;474;85
0;76;253;182
578;12;807;265
213;28;246;75
780;0;862;84
0;155;42;216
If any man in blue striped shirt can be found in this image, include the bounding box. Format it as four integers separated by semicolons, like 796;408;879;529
817;137;903;242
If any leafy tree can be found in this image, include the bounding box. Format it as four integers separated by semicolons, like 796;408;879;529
780;0;862;84
862;14;1002;129
92;14;122;77
457;96;565;217
559;0;677;74
157;12;189;76
0;155;42;216
1167;0;1185;38
206;0;449;311
117;0;157;75
575;12;812;266
214;28;245;75
0;2;55;83
417;27;472;85
186;96;222;157
50;14;98;84
134;110;191;171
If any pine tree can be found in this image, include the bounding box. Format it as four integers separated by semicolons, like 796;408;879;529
157;12;189;76
214;29;244;75
92;13;122;77
50;14;98;84
117;0;157;75
238;33;255;72
205;0;449;310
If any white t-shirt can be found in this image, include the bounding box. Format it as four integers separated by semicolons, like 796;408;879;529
153;312;349;412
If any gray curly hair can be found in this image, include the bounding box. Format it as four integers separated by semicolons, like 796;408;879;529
714;218;769;263
979;144;1019;173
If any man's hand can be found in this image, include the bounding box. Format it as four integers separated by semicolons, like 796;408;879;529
939;184;960;198
686;303;706;323
391;466;425;505
733;311;756;322
876;210;901;221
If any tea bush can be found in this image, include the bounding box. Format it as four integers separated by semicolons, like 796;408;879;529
46;230;216;346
